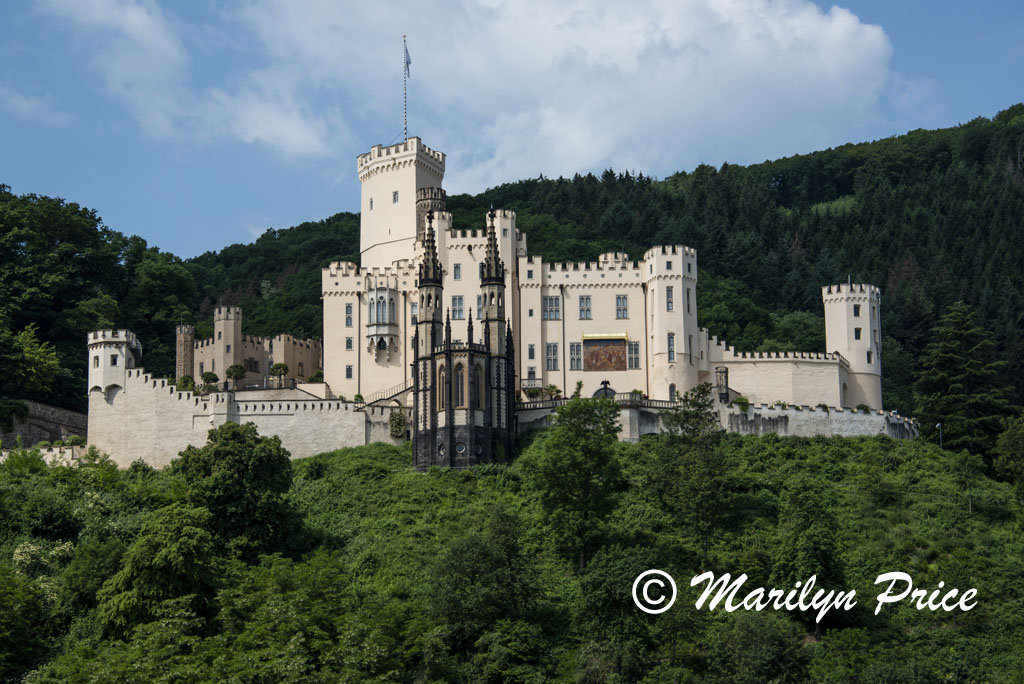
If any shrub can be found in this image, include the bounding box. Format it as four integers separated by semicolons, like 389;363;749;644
65;434;86;446
353;393;364;403
857;403;871;414
389;410;407;439
732;396;750;412
307;370;324;383
35;440;51;449
817;404;830;413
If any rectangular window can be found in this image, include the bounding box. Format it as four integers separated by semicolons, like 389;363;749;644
218;331;222;340
687;262;692;273
543;296;561;320
570;342;582;370
666;260;672;270
392;190;399;203
226;344;231;353
854;327;862;340
369;197;373;211
528;308;534;317
628;342;640;369
528;344;535;360
345;365;353;379
110;354;118;366
199;362;204;374
687;287;692;314
668;333;676;362
411;302;418;324
454;263;461;280
451;295;464;319
527;269;533;279
93;356;99;368
666;287;674;311
476;295;482;320
853;304;861;317
527;366;536;380
212;360;215;372
689;334;694;364
579;295;591;320
867;351;873;364
345;337;353;350
345;303;353;327
616;295;628;319
546;343;559;371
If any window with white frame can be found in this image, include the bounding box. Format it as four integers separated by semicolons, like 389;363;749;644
451;295;464;319
570;342;582;370
546;343;559;371
454;264;461;280
628;341;640;369
543;295;561;320
615;294;628;319
579;295;591;320
527;366;536;379
345;365;353;379
668;333;676;362
345;303;353;327
666;286;674;311
345;337;353;350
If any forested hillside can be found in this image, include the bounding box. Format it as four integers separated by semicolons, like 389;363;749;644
2;400;1024;682
2;104;1023;417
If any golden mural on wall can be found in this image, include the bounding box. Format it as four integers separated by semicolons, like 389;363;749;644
583;339;627;371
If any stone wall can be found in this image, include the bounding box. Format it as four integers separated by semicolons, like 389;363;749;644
0;400;88;449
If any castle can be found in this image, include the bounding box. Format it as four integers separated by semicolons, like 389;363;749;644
86;136;916;468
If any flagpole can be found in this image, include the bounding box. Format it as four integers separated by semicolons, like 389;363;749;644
403;35;408;141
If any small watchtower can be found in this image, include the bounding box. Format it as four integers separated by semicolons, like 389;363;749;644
822;283;882;409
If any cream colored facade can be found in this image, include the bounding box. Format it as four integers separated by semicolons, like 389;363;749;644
178;306;322;389
321;137;883;412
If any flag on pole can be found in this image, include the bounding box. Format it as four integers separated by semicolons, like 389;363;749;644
404;40;411;78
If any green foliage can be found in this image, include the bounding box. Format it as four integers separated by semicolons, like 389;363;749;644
733;396;750;412
389;409;406;439
518;397;623;571
96;503;219;639
915;301;1017;455
0;564;54;680
306;369;324;383
224;364;246;388
200;371;218;386
174;422;300;559
175;375;196;392
995;415;1024;502
0;399;28;434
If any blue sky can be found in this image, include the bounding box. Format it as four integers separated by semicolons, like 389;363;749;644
1;1;1022;259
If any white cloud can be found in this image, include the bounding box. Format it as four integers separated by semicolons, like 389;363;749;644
37;0;917;185
0;84;70;126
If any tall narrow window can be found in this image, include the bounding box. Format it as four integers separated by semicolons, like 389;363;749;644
579;295;591;319
570;342;582;370
451;295;464;319
668;333;676;362
472;366;482;408
411;302;418;324
345;365;353;379
345;303;353;327
867;351;873;364
439;367;446;408
666;286;674;311
455;365;465;407
392;190;399;203
628;342;640;369
345;337;353;350
369;198;373;211
688;334;693;364
687;287;692;314
527;366;536;380
543;296;561;320
476;294;482;320
853;304;861;317
528;344;535;360
454;264;462;280
616;295;628;319
546;343;559;371
854;327;862;340
93;356;99;368
110;354;118;366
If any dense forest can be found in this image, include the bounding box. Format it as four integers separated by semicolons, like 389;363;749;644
2;104;1023;418
2;393;1024;682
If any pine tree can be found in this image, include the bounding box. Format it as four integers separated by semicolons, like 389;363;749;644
914;302;1017;455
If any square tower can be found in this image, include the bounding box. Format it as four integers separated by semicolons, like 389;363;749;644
358;137;445;268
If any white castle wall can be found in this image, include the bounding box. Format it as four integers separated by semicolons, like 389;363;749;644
723;403;918;439
88;366;404;468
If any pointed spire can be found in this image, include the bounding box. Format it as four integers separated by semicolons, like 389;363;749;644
418;209;443;286
467;308;474;344
481;205;505;285
445;308;451;343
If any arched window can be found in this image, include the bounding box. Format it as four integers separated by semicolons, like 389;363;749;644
669;383;676;401
455;364;465;407
439;367;446;409
377;297;385;324
368;297;375;324
389;297;395;323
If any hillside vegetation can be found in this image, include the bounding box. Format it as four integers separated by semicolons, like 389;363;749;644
1;404;1023;682
2;105;1023;418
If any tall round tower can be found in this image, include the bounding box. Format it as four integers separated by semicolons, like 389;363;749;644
822;283;882;409
175;324;195;380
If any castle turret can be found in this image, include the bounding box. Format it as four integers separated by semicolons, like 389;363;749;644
87;329;142;398
175;324;195;380
212;306;242;381
358;137;446;268
480;208;507;354
822;283;882;409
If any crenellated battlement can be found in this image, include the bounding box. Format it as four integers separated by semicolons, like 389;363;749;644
87;329;137;347
214;305;241;321
822;282;880;302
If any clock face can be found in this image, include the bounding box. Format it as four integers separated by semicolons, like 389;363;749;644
455;442;467;454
